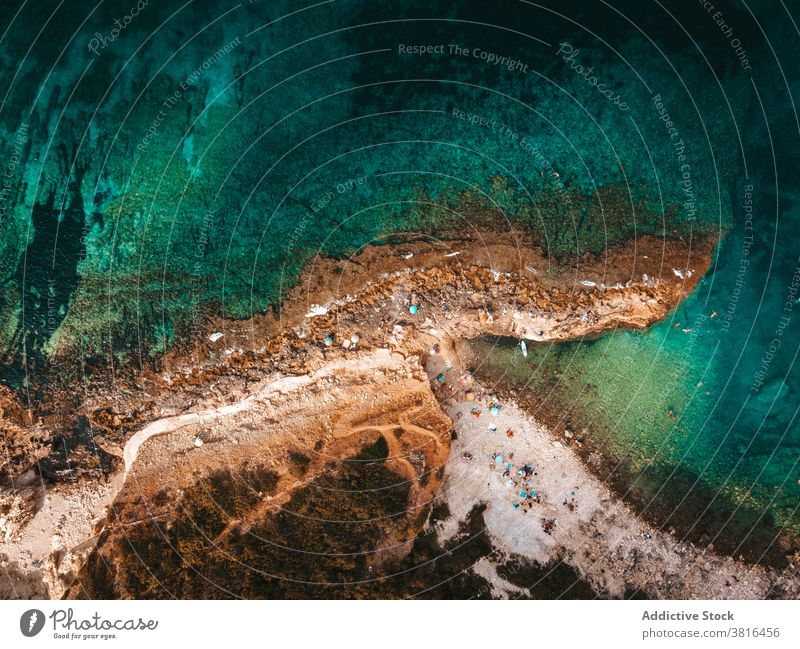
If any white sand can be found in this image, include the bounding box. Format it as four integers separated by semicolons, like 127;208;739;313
425;345;791;599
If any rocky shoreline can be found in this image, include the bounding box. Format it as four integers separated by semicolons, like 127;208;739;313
6;230;788;599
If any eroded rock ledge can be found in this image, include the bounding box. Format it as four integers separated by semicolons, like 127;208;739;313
8;231;783;600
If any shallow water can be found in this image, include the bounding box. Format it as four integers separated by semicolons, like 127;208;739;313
470;280;800;551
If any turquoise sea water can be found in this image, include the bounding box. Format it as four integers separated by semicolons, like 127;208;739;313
0;1;797;546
